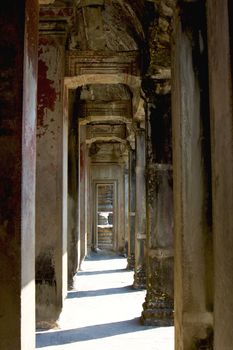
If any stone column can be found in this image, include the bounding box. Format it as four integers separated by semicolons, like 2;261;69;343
207;1;233;349
0;1;38;349
79;124;88;264
36;20;68;327
124;163;129;256
127;150;136;269
133;129;147;289
172;2;214;348
67;89;79;286
86;147;92;254
142;97;174;326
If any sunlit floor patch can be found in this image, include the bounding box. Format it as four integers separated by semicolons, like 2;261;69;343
36;251;174;350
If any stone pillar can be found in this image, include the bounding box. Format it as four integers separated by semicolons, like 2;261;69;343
67;89;79;286
141;97;174;326
124;162;129;256
207;1;233;349
79;124;88;264
172;3;214;348
36;20;68;327
133;129;147;289
86;145;92;254
0;1;38;349
127;150;136;269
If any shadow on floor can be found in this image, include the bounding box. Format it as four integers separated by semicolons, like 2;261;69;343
36;318;154;348
67;285;139;299
85;251;126;261
76;268;127;276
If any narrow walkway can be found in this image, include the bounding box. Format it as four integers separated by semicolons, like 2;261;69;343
36;251;174;350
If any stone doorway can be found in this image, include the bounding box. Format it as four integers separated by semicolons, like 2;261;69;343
95;183;116;251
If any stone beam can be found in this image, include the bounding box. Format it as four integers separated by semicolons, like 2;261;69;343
79;100;132;120
86;124;126;140
65;50;143;120
86;136;127;145
79;116;131;125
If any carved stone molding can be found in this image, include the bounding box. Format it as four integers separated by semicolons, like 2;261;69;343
66;50;140;77
86;124;126;140
141;289;174;326
79;100;132;120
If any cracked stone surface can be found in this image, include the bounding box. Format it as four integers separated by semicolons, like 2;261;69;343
36;251;174;349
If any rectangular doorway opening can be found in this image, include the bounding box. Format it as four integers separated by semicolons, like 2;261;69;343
96;183;115;251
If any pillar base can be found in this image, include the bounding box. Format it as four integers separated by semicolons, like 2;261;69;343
133;266;146;289
141;291;174;326
36;280;61;329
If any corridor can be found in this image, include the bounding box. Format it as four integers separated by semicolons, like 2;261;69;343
1;1;233;349
36;251;174;350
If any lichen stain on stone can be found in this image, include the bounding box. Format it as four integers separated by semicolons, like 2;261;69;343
37;58;57;130
36;250;55;284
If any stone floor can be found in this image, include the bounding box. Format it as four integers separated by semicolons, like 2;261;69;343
36;251;174;350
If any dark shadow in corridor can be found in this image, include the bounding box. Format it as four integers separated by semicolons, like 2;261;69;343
36;318;155;347
67;285;139;299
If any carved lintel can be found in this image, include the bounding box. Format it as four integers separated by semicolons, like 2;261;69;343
79;100;132;120
65;50;140;77
86;124;126;140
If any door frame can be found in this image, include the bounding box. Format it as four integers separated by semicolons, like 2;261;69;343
92;179;118;250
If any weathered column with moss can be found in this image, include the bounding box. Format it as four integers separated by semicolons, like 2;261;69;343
36;18;68;328
127;149;136;270
133;128;147;289
141;95;174;326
